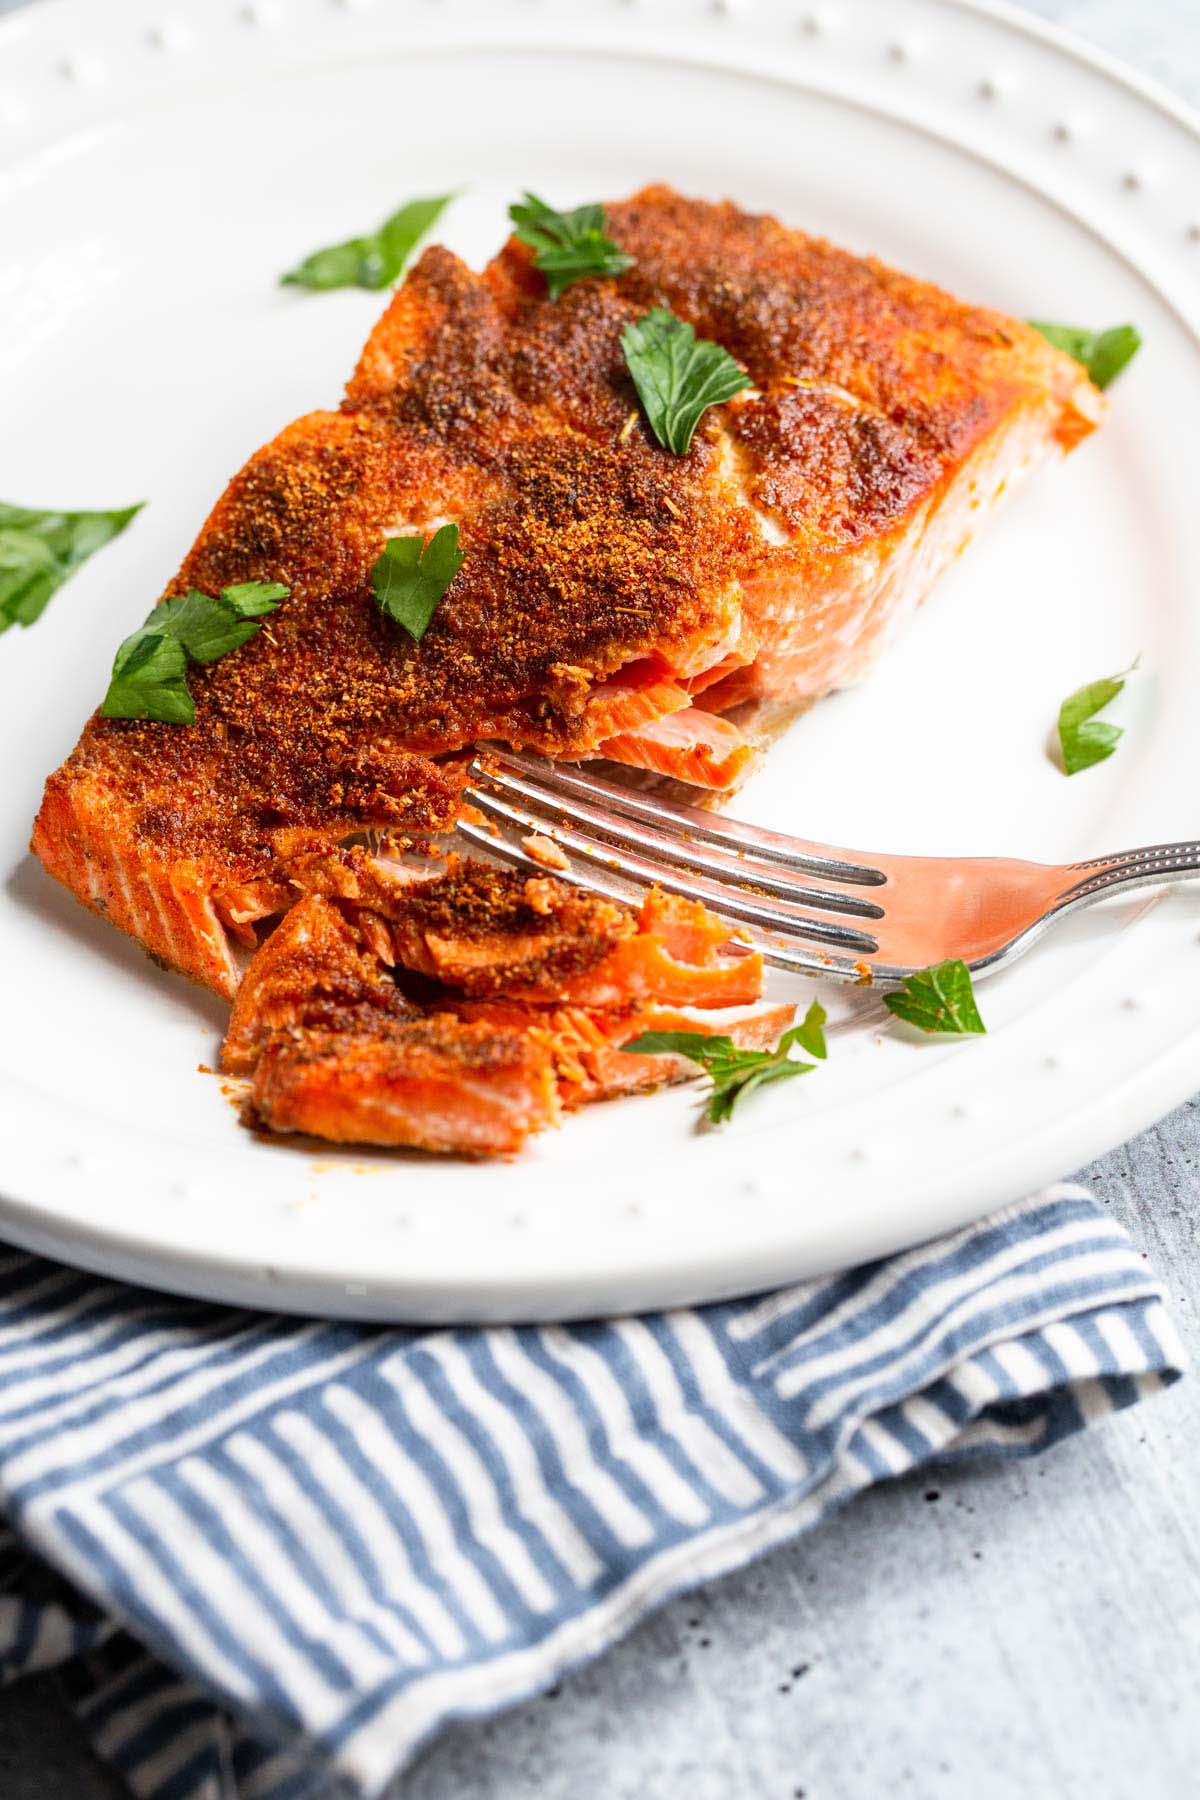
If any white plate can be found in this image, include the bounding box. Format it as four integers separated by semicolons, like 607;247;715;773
1;0;1199;1321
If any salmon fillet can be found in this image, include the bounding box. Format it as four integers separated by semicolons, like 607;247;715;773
33;186;1099;994
30;185;1101;1149
226;871;777;1154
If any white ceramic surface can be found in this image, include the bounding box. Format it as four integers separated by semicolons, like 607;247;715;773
1;0;1199;1321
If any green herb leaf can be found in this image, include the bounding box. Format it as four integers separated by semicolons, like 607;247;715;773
281;193;456;292
508;191;634;300
100;579;286;724
883;961;986;1035
1029;321;1142;390
370;524;464;641
624;1000;827;1124
101;628;194;724
218;581;290;615
154;583;287;662
0;500;143;635
784;999;828;1061
620;306;752;454
1056;660;1137;775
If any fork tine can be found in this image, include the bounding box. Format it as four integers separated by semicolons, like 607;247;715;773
477;752;887;887
469;758;886;920
456;815;863;979
462;785;882;957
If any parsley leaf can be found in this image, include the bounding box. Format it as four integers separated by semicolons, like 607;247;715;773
218;581;290;616
624;1000;827;1125
508;191;634;301
620;307;752;454
102;629;194;725
1057;660;1137;775
370;525;464;641
100;581;286;724
154;582;290;662
883;961;986;1035
0;500;143;636
281;193;455;292
1030;321;1142;390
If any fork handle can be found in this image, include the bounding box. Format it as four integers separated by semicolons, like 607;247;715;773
1059;841;1200;905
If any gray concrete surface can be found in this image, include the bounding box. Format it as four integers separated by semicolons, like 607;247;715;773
0;0;1198;1795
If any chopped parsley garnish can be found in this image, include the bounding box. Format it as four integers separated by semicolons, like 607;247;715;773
508;192;634;300
624;1000;827;1125
883;961;986;1035
1056;660;1137;775
1030;321;1142;390
0;501;143;636
620;307;752;454
281;193;455;292
370;524;464;642
101;581;287;725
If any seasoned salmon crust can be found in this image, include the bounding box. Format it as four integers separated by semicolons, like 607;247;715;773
31;185;1104;1150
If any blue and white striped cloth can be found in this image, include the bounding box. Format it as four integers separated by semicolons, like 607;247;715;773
0;1185;1184;1799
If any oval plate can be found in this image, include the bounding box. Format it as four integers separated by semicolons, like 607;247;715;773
1;0;1199;1320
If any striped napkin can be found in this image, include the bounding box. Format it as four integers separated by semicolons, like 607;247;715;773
0;1185;1184;1800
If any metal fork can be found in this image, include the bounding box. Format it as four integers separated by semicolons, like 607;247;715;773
459;751;1200;988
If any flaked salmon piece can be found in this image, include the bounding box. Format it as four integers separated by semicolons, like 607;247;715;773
222;872;760;1075
684;647;757;698
222;893;417;1075
521;834;571;873
225;875;771;1151
448;999;798;1106
250;994;797;1151
365;861;762;1007
636;887;736;964
280;842;438;906
250;1018;560;1156
580;887;754;1006
580;661;693;741
545;925;760;1010
220;890;565;1154
375;859;635;996
596;707;759;790
445;1000;628;1098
